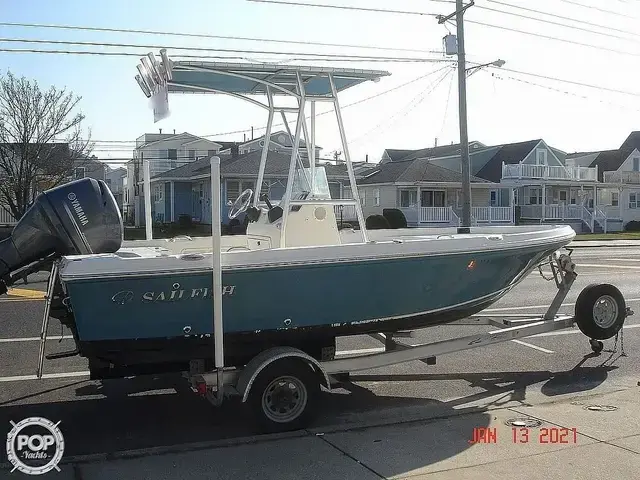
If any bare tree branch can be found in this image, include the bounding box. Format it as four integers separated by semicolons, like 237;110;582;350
0;71;93;219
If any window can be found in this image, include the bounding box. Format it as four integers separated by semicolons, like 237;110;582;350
188;149;196;160
358;189;366;206
513;189;519;206
105;178;112;187
559;190;568;203
612;191;619;207
208;149;217;158
74;167;85;179
226;180;240;203
153;185;163;202
535;149;547;165
528;187;542;205
399;189;417;208
630;193;638;209
633;157;640;172
490;190;498;207
421;190;445;207
373;188;380;207
168;149;177;169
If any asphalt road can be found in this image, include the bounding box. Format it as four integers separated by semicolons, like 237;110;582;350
0;247;638;465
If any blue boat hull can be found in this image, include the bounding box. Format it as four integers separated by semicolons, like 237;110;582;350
47;242;561;377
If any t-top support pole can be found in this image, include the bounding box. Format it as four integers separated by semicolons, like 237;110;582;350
253;86;274;207
328;73;368;243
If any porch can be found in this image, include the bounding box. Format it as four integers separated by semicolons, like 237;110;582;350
395;186;515;227
502;163;598;181
515;184;623;233
0;206;17;226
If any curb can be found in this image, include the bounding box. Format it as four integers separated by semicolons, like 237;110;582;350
0;430;308;470
2;386;635;470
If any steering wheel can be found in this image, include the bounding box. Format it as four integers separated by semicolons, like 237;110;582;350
228;188;254;220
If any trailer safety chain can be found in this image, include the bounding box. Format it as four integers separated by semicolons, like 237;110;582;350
607;328;626;357
537;264;555;282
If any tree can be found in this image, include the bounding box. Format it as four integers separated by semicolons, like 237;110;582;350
0;71;94;220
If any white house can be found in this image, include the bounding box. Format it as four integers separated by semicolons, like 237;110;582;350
124;131;225;226
220;130;322;160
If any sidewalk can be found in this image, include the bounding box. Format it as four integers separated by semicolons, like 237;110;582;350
21;386;638;480
569;239;640;248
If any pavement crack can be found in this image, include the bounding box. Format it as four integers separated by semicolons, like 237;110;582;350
313;432;387;479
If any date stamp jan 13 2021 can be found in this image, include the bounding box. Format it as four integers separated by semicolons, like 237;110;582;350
469;426;578;444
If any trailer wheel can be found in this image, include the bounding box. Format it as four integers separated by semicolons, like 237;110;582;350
575;284;626;340
247;358;320;434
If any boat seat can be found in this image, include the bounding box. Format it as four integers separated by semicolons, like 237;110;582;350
268;206;283;223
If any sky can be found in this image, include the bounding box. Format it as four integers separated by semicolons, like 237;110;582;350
1;0;640;170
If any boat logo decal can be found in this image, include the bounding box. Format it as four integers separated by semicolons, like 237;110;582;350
66;192;89;226
111;283;236;305
111;290;134;305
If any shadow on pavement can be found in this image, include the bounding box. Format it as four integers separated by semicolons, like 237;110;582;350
0;353;621;470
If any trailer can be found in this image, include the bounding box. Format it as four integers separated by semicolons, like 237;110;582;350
182;249;632;433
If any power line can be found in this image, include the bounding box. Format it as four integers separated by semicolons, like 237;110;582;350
246;0;443;15
0;21;437;55
222;0;640;58
465;19;640;59
490;65;640;98
0;37;444;62
479;2;640;44
488;70;640;113
559;0;638;19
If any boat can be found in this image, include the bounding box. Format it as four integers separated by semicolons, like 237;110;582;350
0;52;578;381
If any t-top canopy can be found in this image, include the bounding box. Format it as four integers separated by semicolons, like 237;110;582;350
166;61;391;97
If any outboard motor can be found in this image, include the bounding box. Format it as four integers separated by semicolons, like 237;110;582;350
0;178;123;294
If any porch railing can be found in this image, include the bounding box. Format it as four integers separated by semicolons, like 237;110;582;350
520;204;585;220
471;206;513;223
603;171;640;184
334;204;357;221
0;206;17;226
420;206;452;223
502;163;598;181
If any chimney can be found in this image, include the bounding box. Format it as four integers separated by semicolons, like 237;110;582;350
434;137;438;147
173;129;176;134
251;126;254;140
231;143;240;158
243;133;246;142
159;128;162;134
365;154;368;163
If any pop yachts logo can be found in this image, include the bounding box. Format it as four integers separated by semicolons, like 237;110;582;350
111;283;236;305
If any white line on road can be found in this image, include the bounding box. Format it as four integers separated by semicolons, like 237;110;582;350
531;323;640;338
486;297;640;312
579;263;640;270
511;339;554;353
0;371;90;383
0;335;68;343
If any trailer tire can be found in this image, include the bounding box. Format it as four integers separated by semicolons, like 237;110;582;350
247;358;320;434
575;283;626;340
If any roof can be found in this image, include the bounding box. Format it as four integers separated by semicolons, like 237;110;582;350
167;61;390;97
588;132;640;180
475;139;542;182
358;157;491;185
381;141;487;164
151;150;354;181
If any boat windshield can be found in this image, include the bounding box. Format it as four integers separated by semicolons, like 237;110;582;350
291;166;331;200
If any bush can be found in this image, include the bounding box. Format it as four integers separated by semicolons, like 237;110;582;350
365;214;390;230
382;208;407;229
625;220;640;232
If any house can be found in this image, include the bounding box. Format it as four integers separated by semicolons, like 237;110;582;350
357;154;505;227
104;167;127;212
360;138;614;231
124;131;227;226
220;130;322;160
145;150;357;226
70;155;107;183
566;131;640;230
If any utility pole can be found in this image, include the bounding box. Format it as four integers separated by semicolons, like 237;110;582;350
438;0;474;233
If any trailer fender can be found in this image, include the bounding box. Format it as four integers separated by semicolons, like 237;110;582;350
237;346;331;403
